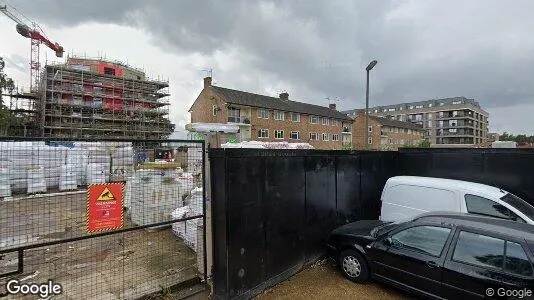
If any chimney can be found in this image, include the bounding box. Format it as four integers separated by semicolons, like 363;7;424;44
279;92;289;101
203;76;212;88
329;103;336;110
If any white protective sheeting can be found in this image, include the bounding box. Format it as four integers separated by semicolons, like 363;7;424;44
59;164;78;191
0;167;11;197
27;167;47;194
220;141;315;149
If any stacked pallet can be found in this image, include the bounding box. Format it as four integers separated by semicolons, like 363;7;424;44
110;146;135;182
59;164;78;191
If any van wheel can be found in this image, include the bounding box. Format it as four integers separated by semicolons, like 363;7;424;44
339;249;369;283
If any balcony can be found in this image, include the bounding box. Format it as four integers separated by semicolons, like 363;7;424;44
227;116;251;125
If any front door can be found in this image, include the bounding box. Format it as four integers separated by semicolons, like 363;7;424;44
372;225;453;298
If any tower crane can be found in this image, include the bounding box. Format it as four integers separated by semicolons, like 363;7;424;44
0;3;64;92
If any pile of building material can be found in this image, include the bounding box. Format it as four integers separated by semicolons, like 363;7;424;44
66;148;88;185
0;166;11;197
127;169;184;226
110;145;135;182
59;164;78;191
34;146;69;190
187;147;203;174
220;141;315;149
27;167;47;194
170;187;203;251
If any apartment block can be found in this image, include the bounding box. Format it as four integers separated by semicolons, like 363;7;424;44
39;57;174;139
349;110;425;150
344;97;489;147
188;77;353;149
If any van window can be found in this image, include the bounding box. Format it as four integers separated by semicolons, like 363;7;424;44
452;231;505;269
465;194;525;222
500;193;534;221
386;184;457;211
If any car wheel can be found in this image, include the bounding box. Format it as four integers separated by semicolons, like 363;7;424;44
339;249;369;283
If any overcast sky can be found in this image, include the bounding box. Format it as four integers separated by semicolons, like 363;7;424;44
1;0;533;135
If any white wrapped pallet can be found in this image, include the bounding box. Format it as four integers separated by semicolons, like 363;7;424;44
0;167;11;197
44;167;60;189
86;148;111;165
187;147;203;174
171;206;190;239
66;148;88;185
86;163;109;184
185;217;202;251
59;165;78;191
111;146;135;165
27;167;46;194
110;164;134;182
188;187;203;215
177;172;195;196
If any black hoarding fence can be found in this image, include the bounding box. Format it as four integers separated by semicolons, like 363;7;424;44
0;137;207;299
209;149;397;300
211;147;534;300
397;148;534;206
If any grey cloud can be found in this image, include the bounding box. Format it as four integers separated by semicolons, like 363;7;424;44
8;0;534;131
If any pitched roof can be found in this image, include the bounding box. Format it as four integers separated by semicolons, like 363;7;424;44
211;86;353;121
369;115;425;131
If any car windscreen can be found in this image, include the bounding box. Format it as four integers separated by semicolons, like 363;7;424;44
371;221;401;237
500;193;534;220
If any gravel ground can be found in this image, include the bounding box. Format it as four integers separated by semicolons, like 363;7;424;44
255;258;415;300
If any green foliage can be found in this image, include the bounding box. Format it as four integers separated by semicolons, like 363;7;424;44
0;57;16;136
418;138;431;148
499;132;533;145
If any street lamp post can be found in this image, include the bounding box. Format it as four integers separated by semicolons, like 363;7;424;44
364;60;378;148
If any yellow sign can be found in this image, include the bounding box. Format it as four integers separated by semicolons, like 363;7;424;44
97;188;115;201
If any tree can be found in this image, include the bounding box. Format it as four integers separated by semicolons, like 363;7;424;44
0;57;16;136
417;138;431;148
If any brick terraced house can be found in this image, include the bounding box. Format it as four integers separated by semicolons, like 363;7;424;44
350;110;426;150
188;77;354;149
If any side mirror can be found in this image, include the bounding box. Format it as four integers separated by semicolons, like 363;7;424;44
384;237;392;246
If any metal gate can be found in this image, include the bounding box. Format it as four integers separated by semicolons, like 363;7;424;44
0;138;207;299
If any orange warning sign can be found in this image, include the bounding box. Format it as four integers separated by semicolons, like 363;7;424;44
87;183;124;232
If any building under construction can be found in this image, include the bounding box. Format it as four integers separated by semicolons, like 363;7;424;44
34;57;174;139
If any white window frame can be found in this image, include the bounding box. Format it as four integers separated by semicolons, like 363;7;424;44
368;137;372;144
275;130;284;139
274;110;285;121
258;129;269;138
368;126;373;132
332;134;339;141
309;132;318;141
290;112;300;122
290;131;300;140
212;105;217;116
322;133;329;141
309;115;319;124
258;108;269;119
322;117;329;125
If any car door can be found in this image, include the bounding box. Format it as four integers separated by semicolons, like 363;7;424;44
499;240;534;291
370;224;453;298
441;229;508;299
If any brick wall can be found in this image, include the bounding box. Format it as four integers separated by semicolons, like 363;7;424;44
189;88;228;124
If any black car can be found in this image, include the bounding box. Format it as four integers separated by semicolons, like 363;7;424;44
326;212;534;299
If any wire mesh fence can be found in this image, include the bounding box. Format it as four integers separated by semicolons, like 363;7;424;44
0;139;206;299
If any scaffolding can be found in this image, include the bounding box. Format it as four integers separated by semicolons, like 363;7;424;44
1;91;40;137
38;58;174;139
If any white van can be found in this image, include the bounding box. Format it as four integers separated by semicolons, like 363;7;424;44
379;176;534;225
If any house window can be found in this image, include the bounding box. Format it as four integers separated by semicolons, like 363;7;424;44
368;126;372;132
332;134;339;141
322;133;329;141
290;131;300;140
439;102;444;106
275;130;284;139
274;110;285;121
415;105;423;109
394;128;399;133
368;137;372;144
212;105;218;116
388;108;395;112
427;121;432;128
309;132;318;141
228;108;241;123
428;103;433;107
322;117;329;125
309;116;319;124
258;108;269;119
290;112;300;122
258;129;269;138
409;106;414;109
